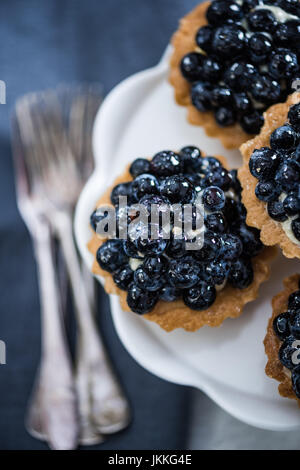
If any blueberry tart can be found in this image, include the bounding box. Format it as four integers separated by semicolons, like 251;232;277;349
88;148;275;332
239;92;300;258
265;274;300;405
170;0;300;149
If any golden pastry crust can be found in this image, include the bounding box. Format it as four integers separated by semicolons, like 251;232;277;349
88;155;276;332
169;1;254;150
239;93;300;259
264;274;300;405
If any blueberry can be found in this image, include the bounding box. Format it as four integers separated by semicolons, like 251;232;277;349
247;9;277;33
249;147;281;181
233;92;252;114
200;156;222;173
292;217;300;241
183;282;216;311
229;169;242;194
279;0;300;17
201;57;223;82
255;180;280;201
134;266;163;291
96;240;127;273
225;62;258;91
160;175;195;204
288;103;300;130
180;146;202;173
289;312;300;339
195;25;213;53
228;257;254;289
180;52;203;82
274;20;300;47
283;191;300;215
127;283;158;314
292;365;300;399
206;0;243;26
215;107;236;126
143;256;167;276
150;151;183;177
272;123;299;153
113;265;134;290
168;256;201;289
267;200;288;222
242;0;259;12
129;158;151;178
131;173;159;200
251;74;281;104
159;286;181;302
237;224;263;257
90;207;109;232
212;25;246;58
204;167;231;190
273;312;291;340
279;336;300;370
220;233;243;261
123;239;143;259
191;81;212;112
111;182;132;206
269;48;298;79
195;231;221;262
240;110;264;134
205;212;227;233
138;194;171;218
275;161;300;191
205;260;229;285
248;33;273;64
202;186;225;211
166;237;186;259
288;289;300;311
211;86;233;108
135;227;168;256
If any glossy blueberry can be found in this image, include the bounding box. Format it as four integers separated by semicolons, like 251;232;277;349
126;283;158;314
214;107;236;126
206;0;243;26
113;265;134;290
205;212;227;233
131;173;159;200
248;33;273;64
212;25;246;58
138;194;171;217
247;9;277;33
220;233;243;261
229;169;242;194
166;236;186;259
292;217;300;241
180;146;202;173
191;81;212;112
275;161;300;191
211;86;233;108
283;191;300;216
150;151;183;177
110;182;132;206
135;229;168;256
249;147;281;181
273;312;291;341
280;0;300;15
168;256;201;289
289;312;300;339
242;0;259;12
96;240;127;273
143;256;167;276
279;336;300;370
123;239;144;259
269;48;298;79
90;207;108;232
288;103;300;130
201;57;223;82
222;198;246;226
134;266;163;291
129;158;151;178
205;260;229;285
271;124;299;151
195;25;213;53
274;20;300;47
159;285;181;302
255;180;280;202
183;282;216;311
288;289;300;311
251;74;281;104
160;175;195;204
180;52;203;82
195;230;221;262
240;110;264;134
236;224;263;257
202;186;225;211
292;366;300;399
224;62;258;91
228;257;254;289
233;92;252;114
267;200;288;222
200;156;222;173
204;166;231;190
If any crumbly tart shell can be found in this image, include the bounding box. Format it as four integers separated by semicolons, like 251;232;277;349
169;0;254;150
264;274;300;405
88;156;276;332
239;92;300;259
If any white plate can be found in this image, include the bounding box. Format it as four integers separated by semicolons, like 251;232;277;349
74;47;300;431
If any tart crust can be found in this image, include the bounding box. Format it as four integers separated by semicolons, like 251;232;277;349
88;155;276;332
239;92;300;259
264;274;300;405
169;1;254;150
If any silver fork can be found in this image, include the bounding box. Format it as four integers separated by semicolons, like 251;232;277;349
12;114;78;450
16;90;130;437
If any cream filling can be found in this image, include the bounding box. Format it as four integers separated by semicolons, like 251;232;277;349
254;4;299;22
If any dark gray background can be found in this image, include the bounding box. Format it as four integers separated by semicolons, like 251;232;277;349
0;0;201;450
